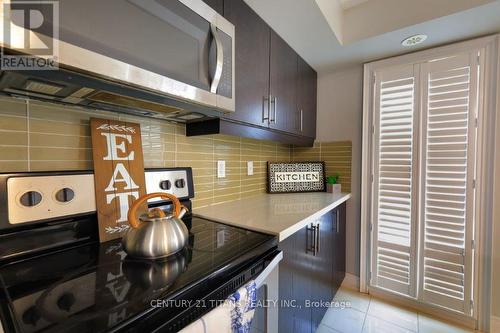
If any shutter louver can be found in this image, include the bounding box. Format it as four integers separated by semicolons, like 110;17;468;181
372;65;418;297
419;53;477;314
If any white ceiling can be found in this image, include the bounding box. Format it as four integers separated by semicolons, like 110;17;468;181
338;0;370;10
243;0;500;73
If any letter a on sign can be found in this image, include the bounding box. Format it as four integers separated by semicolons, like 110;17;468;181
90;118;147;242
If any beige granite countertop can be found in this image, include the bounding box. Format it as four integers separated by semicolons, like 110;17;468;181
194;192;351;242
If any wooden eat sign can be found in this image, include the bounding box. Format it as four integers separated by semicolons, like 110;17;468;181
90;118;147;242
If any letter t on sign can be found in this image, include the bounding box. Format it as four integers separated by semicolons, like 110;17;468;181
90;118;147;242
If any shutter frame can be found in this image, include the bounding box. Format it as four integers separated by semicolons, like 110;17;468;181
418;52;478;315
370;51;480;316
371;64;419;297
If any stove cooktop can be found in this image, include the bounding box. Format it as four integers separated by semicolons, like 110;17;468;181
0;216;276;333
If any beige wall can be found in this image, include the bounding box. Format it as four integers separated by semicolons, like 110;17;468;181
492;104;500;328
316;65;364;276
0;96;354;213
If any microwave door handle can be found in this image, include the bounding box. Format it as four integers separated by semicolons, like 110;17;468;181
210;23;224;94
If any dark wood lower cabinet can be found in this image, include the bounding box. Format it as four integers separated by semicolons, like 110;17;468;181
333;203;347;291
278;203;346;333
311;210;335;331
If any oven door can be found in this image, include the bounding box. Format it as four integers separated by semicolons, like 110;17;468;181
145;249;282;333
252;250;282;333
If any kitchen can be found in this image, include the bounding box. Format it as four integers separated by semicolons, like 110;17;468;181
0;1;499;333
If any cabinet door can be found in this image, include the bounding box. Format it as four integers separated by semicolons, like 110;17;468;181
297;57;317;138
279;225;313;333
311;213;335;330
333;203;346;290
224;0;271;126
202;0;223;15
269;31;298;133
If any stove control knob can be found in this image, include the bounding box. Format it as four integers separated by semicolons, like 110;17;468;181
22;306;41;326
175;179;185;188
20;191;42;207
55;188;75;203
57;292;76;312
159;180;171;190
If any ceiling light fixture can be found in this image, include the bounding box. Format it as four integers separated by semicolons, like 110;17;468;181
401;34;427;47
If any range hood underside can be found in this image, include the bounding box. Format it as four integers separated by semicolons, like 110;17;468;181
0;68;222;122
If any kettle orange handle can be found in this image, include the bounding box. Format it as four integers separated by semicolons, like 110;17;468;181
127;192;182;229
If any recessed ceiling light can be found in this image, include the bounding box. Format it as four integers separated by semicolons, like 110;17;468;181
401;34;427;47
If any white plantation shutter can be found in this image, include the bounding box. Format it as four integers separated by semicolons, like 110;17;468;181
371;65;419;297
419;53;478;314
370;51;480;317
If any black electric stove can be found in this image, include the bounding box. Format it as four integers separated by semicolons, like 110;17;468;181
0;169;278;333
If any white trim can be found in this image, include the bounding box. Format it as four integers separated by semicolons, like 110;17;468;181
364;35;498;72
475;37;499;333
360;64;373;294
487;37;500;333
361;34;499;327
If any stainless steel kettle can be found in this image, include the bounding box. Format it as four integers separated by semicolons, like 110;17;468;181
123;192;189;259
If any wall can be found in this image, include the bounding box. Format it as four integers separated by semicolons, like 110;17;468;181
0;96;291;209
491;99;500;330
0;95;354;213
292;141;352;193
316;65;364;277
491;44;500;332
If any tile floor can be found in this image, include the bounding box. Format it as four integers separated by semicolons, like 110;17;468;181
317;286;477;333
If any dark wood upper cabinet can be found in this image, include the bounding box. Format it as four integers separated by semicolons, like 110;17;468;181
223;0;270;127
187;0;318;146
202;0;223;15
269;31;298;133
297;57;317;138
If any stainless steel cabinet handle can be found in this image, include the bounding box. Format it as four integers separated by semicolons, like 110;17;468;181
263;96;270;123
270;96;277;123
269;94;272;123
273;96;278;123
306;223;317;256
209;23;224;94
336;211;340;234
300;109;303;132
316;223;320;254
313;223;317;256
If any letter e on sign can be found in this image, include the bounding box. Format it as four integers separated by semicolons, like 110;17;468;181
90;118;147;242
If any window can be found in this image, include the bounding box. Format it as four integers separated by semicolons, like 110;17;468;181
369;51;481;316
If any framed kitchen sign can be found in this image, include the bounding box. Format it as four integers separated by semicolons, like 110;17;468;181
90;118;147;242
267;162;326;193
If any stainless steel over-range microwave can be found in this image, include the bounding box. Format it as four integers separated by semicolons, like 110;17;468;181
0;0;235;121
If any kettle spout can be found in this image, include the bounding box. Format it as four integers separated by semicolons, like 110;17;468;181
178;206;189;219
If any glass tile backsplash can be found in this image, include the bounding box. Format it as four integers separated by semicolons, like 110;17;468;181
0;96;351;208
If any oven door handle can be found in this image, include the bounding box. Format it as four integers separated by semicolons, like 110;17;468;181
255;251;283;288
